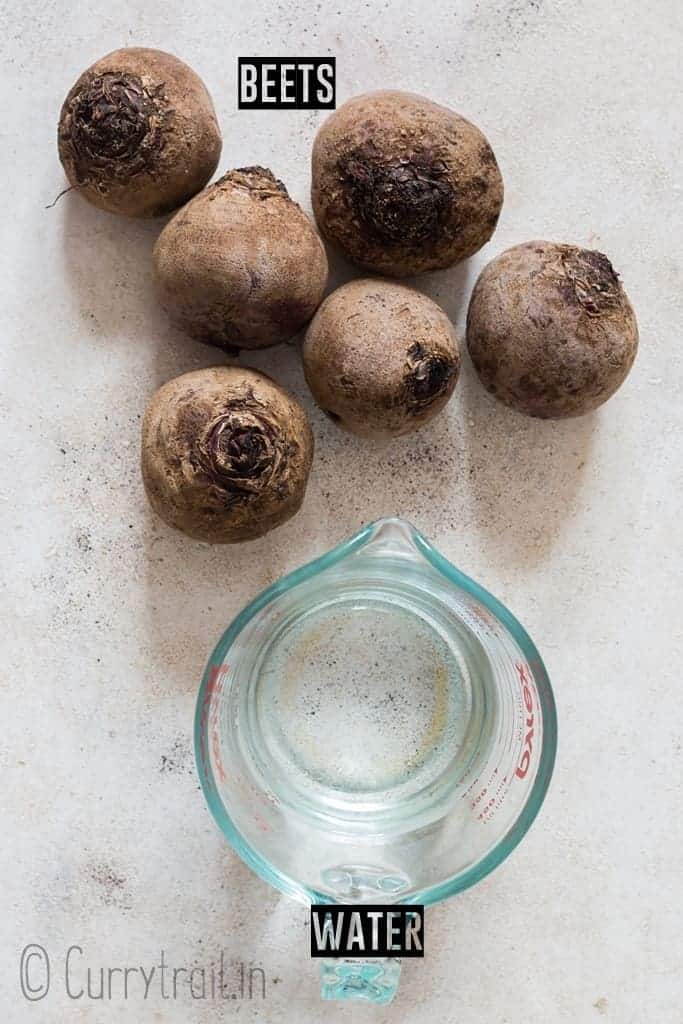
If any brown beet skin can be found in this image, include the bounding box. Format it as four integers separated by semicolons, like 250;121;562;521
58;47;221;217
141;367;314;543
303;279;460;437
153;167;328;352
312;90;503;276
467;241;639;418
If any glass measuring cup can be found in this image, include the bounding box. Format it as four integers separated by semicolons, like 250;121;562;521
195;517;557;1004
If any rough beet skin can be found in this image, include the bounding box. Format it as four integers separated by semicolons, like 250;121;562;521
153;167;328;351
141;367;314;542
58;48;221;217
302;279;460;437
311;90;504;276
466;241;639;418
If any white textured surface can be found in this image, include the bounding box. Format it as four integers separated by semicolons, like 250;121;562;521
1;1;681;1021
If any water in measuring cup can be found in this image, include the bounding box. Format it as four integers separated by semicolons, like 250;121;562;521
250;589;492;829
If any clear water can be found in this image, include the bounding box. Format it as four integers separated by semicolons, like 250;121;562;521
246;589;492;830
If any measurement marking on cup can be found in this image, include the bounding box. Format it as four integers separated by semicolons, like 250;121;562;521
202;665;228;786
476;769;509;822
514;663;535;780
463;662;538;820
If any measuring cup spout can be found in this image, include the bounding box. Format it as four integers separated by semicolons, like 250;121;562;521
357;516;423;561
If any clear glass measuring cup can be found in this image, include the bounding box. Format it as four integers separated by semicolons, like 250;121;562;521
195;517;557;1004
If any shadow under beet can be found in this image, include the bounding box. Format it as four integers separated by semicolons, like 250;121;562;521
58;191;165;339
459;359;597;570
58;190;231;389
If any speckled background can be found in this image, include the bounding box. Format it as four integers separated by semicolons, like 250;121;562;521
1;1;681;1020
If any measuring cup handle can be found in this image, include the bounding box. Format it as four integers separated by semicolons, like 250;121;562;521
319;957;401;1004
